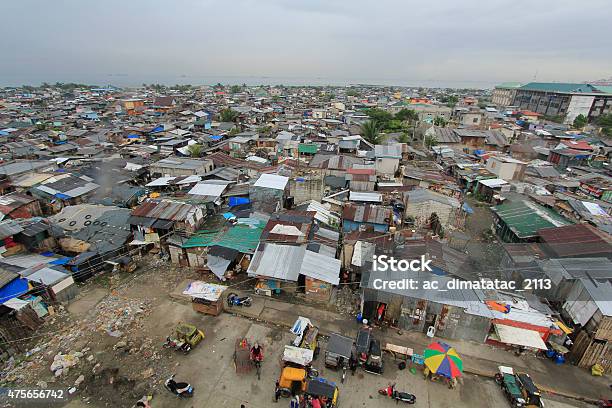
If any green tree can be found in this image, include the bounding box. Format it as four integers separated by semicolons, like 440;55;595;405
598;113;612;137
395;108;418;123
397;132;410;144
360;120;385;144
572;114;588;129
424;134;438;149
213;82;224;90
346;89;359;97
445;95;459;108
230;85;241;94
219;108;239;122
433;116;447;127
187;144;203;157
364;108;394;128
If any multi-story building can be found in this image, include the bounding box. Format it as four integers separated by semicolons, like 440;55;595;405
511;82;612;124
491;82;522;107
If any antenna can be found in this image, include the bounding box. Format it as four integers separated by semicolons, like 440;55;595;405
533;69;538;81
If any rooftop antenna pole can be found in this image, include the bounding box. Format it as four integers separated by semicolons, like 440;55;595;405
533;69;538;81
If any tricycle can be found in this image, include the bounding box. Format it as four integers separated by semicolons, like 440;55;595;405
494;366;526;407
305;377;339;408
325;332;354;383
163;323;205;354
282;345;319;378
291;317;320;359
516;372;544;408
356;326;372;365
234;338;263;379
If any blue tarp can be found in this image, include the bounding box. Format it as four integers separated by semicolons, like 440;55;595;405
229;197;250;207
150;126;164;133
0;278;29;303
210;135;223;141
127;134;140;139
50;257;73;265
462;202;474;214
54;193;71;200
474;149;485;156
222;212;236;219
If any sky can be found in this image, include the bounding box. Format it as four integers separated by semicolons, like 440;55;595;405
1;0;611;88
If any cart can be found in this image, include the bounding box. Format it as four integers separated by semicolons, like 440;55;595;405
356;326;372;364
325;333;354;383
234;338;252;375
282;345;319;377
291;317;320;358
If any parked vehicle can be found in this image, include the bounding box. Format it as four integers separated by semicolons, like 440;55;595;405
324;333;354;383
278;366;312;398
516;373;544;407
164;374;194;398
494;366;526;407
227;292;252;307
364;336;384;374
282;345;319;378
163;323;204;354
291;317;320;359
356;327;372;365
378;384;416;404
305;377;339;408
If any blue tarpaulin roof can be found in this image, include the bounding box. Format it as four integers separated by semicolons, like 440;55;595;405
127;134;140;139
0;278;29;303
222;212;236;219
229;197;250;207
55;193;71;200
210;135;223;141
150;126;164;133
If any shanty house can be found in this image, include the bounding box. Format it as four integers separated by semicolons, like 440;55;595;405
249;174;289;212
342;203;391;233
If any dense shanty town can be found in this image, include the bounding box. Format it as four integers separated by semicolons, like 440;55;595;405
0;81;611;408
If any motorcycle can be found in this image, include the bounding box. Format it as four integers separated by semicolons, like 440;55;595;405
378;384;416;404
163;336;191;354
164;374;194;398
227;292;252;307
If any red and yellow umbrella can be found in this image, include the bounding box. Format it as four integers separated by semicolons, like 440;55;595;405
423;341;463;378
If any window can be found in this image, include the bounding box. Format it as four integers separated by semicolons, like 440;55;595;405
473;117;479;123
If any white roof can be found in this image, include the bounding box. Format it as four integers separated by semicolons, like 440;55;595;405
493;323;547;350
146;176;176;187
188;182;227;197
253;174;289;190
479;178;509;188
176;175;201;185
349;191;382;202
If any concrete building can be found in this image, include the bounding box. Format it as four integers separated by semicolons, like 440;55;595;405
512;82;612;124
491;82;523;107
485;156;526;181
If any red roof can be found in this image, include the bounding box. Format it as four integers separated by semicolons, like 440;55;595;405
519;110;542;117
538;224;612;258
561;140;592;151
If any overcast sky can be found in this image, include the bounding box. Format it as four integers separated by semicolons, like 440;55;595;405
1;0;611;88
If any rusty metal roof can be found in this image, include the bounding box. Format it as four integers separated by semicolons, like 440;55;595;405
342;203;392;225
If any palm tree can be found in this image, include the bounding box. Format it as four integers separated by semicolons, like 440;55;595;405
360;121;385;144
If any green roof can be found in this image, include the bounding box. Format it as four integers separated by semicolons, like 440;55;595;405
593;85;612;95
492;200;572;239
182;217;265;253
298;143;318;154
519;82;598;94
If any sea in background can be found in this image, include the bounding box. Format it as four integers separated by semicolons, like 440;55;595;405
0;73;495;90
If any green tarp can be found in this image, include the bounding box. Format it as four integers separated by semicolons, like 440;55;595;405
182;218;264;254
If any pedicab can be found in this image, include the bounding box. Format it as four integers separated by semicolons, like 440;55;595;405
364;336;384;375
304;377;339;408
324;333;354;383
163;323;205;353
278;366;310;398
494;366;526;407
355;326;372;365
516;373;543;408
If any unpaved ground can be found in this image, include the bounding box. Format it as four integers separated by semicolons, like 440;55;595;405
0;257;592;408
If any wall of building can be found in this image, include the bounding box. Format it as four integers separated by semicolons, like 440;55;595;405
289;177;325;206
375;157;399;175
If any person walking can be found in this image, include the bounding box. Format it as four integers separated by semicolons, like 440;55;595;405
274;380;281;402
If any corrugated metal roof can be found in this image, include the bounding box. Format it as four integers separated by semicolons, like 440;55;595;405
342;203;391;225
247;243;305;281
492;200;571;239
538;224;612;257
299;250;340;285
349;191;382;203
0;220;24;239
183;217;264;253
253;174;289;190
188;182;228;197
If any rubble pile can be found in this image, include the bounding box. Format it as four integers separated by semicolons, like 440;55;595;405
335;285;361;315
